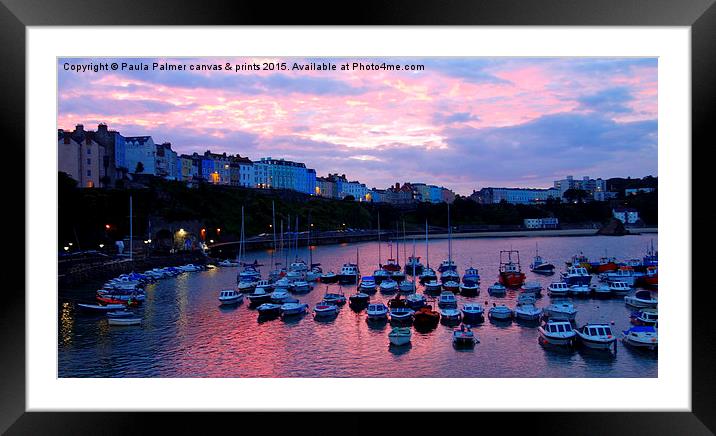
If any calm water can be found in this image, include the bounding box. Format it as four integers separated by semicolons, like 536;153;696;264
58;234;658;378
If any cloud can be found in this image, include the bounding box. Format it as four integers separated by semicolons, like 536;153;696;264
577;87;634;114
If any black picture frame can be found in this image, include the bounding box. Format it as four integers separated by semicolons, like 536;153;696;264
2;0;713;433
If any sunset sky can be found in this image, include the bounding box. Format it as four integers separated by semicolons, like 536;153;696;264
58;57;657;195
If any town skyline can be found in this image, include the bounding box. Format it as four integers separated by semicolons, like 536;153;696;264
58;57;658;195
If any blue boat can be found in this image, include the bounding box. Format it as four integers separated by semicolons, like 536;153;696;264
560;265;592;286
462;267;480;285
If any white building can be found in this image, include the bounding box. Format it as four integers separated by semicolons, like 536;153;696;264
554;175;607;201
613;208;640;224
524;217;559;229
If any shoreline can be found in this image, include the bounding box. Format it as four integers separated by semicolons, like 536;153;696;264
403;227;658;240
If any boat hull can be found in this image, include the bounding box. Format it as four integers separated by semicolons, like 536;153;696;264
499;272;525;288
538;331;576;346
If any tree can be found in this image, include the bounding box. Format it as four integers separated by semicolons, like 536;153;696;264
135;162;144;174
563;188;590;204
343;195;355;201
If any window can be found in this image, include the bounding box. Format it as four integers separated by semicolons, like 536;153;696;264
87;158;91;165
87;148;91;155
87;170;91;176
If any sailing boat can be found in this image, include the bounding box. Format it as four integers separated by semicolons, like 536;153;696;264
337;247;361;284
305;214;322;282
440;204;460;289
389;222;406;282
237;206;261;283
373;211;390;284
268;202;286;282
404;221;423;275
398;238;418;293
419;220;438;284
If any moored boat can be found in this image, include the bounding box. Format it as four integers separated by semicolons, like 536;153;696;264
349;292;370;307
280;301;309;316
218;289;244;305
423;280;442;294
569;285;591;298
530;245;555;274
405;293;427;310
367;302;389;320
337;263;360;285
389;307;415;323
270;289;290;303
437;291;458;308
624;290;658;308
487;282;507;297
379;278;398;294
439;307;461;324
513;302;543;321
247;288;272;305
398;280;416;293
452;324;478;348
498;250;526;288
320;271;338;283
388;327;411;346
488;303;512;321
608;281;632;296
461;303;485;323
521;281;543;297
462;266;481;285
413;305;440;328
459;282;479;297
547;282;569;297
256;303;282;317
313;302;339;318
630;308;658;326
622;326;658;350
108;317;141;326
544;300;577;320
359;276;377;293
576;323;617;352
561;265;592;286
442;280;460;293
538;319;577;347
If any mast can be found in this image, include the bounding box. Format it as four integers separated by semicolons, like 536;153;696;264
308;213;313;267
447;203;452;264
377;211;381;266
395;221;400;266
129;195;133;261
280;219;285;268
402;220;407;265
239;206;245;265
271;201;277;268
294;215;299;262
285;215;290;267
412;237;417;278
425;219;430;269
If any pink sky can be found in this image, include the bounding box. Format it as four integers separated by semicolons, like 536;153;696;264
58;57;657;195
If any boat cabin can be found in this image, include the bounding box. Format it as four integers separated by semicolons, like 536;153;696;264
543;321;573;335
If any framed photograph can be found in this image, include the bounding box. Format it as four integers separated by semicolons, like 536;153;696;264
3;0;714;433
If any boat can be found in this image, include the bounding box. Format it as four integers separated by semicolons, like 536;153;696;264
313;302;338;318
398;280;416;293
591;284;612;298
390;270;406;283
608;281;632;296
257;303;282;317
438;291;457;308
359;276;377;293
413;305;440;328
452;324;478;348
405;257;424;276
641;266;658;287
438;203;457;274
630;308;658;326
218;289;244;305
566;252;590;269
349;292;370;306
625;290;658;308
337;262;360;285
439;308;461;323
373;212;389;285
76;303;126;312
388;327;412;346
461;303;485;323
280;301;309;316
255;279;274;291
569;285;591;298
513;302;543;321
561;265;592;286
291;280;312;293
516;293;536;305
538;319;577;347
106;309;135;318
405;293;427;309
438;259;457;273
247;288;272;305
498;250;526;287
547;282;570;297
239;265;261;282
488;303;513;320
622;326;658;350
522;281;543;297
442;280;460;293
218;259;239;267
372;269;391;284
108;317;141;326
306;266;322;282
642;240;658;270
544;300;577;320
367;303;389;320
575;323;617;352
323;289;347;306
530;244;555;274
237;280;257;293
419;267;438;284
590;256;618;273
599;266;643;286
440;269;460;284
424;280;442;294
459;282;479;297
487;282;506;296
96;294;140;307
270;289;290;303
379;278;398;294
320;271;338;283
462;267;480;286
389;307;415;323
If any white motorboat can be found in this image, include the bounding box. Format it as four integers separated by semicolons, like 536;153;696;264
379;278;398;294
522;281;543;297
367;303;389;319
106;309;134;318
622;326;658;350
247;288;272;305
513;303;543;321
600;267;643;286
373;269;391;283
290;281;312;293
591;284;613;298
576;323;617;351
544;300;577;320
388;327;412;346
624;290;658;308
459;282;479;296
488;304;513;320
608;281;632;296
337;263;360;284
424;280;442;293
359;277;377;293
180;263;202;272
108;317;141;326
547;282;570;297
218;289;244;305
440;269;460;284
538;320;577;346
255;279;274;291
237;281;257;293
461;303;485;322
305;267;322;282
442;280;460;293
314;302;338;318
280;301;309;316
630;308;658;326
487;282;506;296
439;307;461;323
398;280;416;293
323;291;347;306
560;265;592;286
438;259;457;273
270;289;290;303
437;291;457;308
76;303;126;312
419;267;438;284
218;259;239;267
320;271;338;283
569;285;591;297
452;324;478;348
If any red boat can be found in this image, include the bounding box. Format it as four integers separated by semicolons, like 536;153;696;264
96;294;139;307
591;257;618;273
498;250;526;288
382;259;401;272
641;266;658;287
